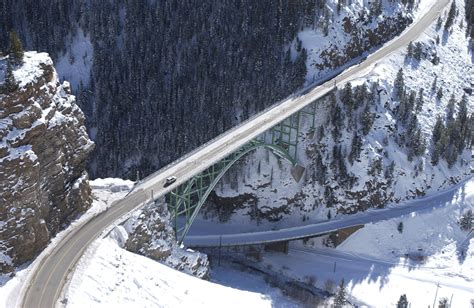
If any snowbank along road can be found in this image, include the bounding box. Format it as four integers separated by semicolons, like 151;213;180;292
21;0;450;307
184;178;471;247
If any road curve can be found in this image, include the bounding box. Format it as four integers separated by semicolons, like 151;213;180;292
184;177;470;247
21;1;449;307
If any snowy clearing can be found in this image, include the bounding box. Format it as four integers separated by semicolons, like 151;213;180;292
62;237;296;308
261;178;474;307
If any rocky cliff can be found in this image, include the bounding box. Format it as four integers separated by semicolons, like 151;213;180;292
122;203;210;279
0;52;94;273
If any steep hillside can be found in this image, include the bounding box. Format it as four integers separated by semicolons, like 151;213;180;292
0;52;94;273
199;0;473;227
0;0;417;179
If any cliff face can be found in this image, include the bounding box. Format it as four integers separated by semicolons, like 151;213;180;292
123;203;210;279
0;52;94;273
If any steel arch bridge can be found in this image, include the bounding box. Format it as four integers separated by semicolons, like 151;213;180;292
165;100;323;244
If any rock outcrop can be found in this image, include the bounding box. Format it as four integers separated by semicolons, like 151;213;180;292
0;52;94;273
124;203;210;279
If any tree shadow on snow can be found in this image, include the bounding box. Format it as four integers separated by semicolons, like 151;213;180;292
403;56;421;69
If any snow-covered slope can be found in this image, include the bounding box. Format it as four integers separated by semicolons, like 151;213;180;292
298;0;419;82
338;179;474;262
62;236;295;308
260;177;474;307
200;0;472;229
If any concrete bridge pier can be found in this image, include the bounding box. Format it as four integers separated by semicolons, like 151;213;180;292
264;241;289;254
291;164;305;182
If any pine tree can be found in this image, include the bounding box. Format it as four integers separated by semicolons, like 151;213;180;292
436;87;443;100
436;17;443;30
370;0;382;18
458;95;470;149
457;94;468;126
331;105;344;141
433;117;445;144
438;297;448;308
315;151;326;185
397;93;408;122
361;105;375;135
407;90;416;114
334;279;347;307
444;1;456;31
431;76;438;92
446;94;456;122
384;161;395;183
369;157;383;176
3;61;17;93
349;131;362;165
415;88;424;112
469;114;474;148
294;48;307;87
337;149;348;182
406;41;414;58
431;142;441;165
354;83;368;109
295;37;302;52
394;68;405;99
341;82;353;109
397;221;404;233
318;125;325;142
459;209;473;231
413;42;423;60
337;0;343;14
409;127;426;157
397;294;409;308
9;31;24;65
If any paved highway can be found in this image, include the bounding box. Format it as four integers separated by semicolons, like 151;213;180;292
21;1;449;307
184;177;470;247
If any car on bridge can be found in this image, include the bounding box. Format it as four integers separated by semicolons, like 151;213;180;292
164;176;177;187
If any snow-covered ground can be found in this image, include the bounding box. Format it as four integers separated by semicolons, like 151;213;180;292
55;29;93;90
62;236;298;308
298;0;433;83
260;178;474;307
0;178;133;308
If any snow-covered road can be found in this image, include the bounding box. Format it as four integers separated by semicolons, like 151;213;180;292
184;177;472;246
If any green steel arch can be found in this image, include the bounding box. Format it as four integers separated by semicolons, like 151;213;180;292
169;140;299;244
